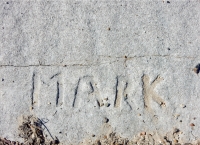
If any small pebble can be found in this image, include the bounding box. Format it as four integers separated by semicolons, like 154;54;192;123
96;140;101;145
160;102;166;107
174;114;180;119
180;104;186;108
173;128;179;133
174;139;178;143
105;103;110;107
100;103;104;107
103;117;109;123
193;64;200;74
53;140;60;144
193;68;199;74
140;132;146;136
190;123;195;126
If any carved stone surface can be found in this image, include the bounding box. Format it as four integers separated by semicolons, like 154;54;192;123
1;0;200;144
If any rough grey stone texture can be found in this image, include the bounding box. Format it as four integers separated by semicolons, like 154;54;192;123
1;0;200;144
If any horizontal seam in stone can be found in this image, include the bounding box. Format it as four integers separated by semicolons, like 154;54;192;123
0;55;197;67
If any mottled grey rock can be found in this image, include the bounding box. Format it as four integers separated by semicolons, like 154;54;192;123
1;0;200;144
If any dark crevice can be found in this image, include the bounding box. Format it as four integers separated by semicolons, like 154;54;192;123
31;72;35;106
72;78;81;107
56;81;59;107
114;76;119;107
50;73;60;79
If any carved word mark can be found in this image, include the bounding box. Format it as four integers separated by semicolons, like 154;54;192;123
31;73;165;111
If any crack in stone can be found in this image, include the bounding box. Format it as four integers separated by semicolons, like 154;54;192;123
0;55;197;67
